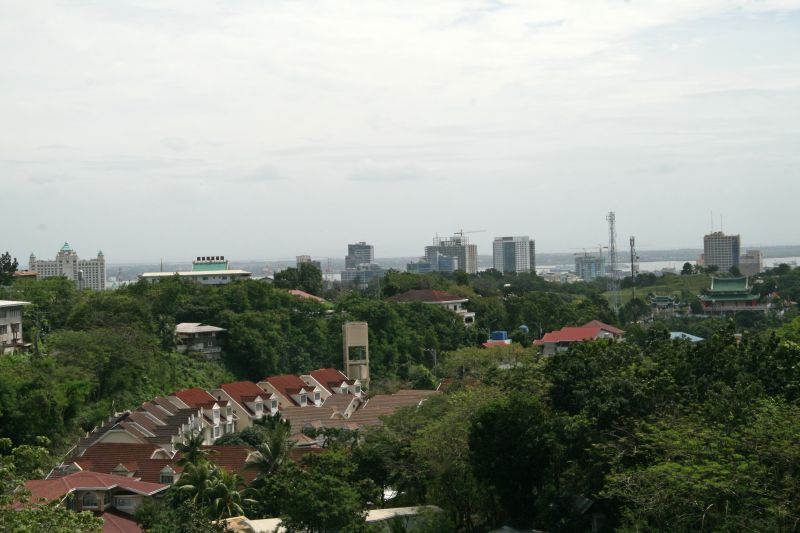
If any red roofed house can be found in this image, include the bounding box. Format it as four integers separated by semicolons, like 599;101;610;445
534;322;625;356
212;381;280;432
24;470;168;519
53;442;260;487
169;388;234;443
387;289;476;326
301;368;363;400
258;374;322;408
582;320;625;336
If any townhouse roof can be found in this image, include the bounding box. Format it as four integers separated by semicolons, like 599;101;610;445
308;368;352;393
25;471;168;503
387;289;468;303
100;509;145;533
174;388;225;408
264;375;317;401
175;323;226;334
582;320;625;336
219;381;273;408
62;443;259;484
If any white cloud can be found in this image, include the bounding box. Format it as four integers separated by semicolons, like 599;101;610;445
2;0;800;260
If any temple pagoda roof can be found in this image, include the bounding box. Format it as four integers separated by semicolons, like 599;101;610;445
709;276;749;293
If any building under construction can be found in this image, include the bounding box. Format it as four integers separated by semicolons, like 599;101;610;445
425;234;478;274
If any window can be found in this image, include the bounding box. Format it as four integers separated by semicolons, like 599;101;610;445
0;310;6;318
212;408;220;424
113;496;135;510
271;399;277;411
226;405;232;418
82;492;99;508
314;392;321;404
299;393;307;406
0;325;6;335
354;385;361;395
160;467;175;484
213;425;220;439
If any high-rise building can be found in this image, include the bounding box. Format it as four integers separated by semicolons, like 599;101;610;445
29;242;106;290
703;232;740;273
345;242;374;269
574;254;605;282
406;251;459;274
492;236;536;273
296;255;322;271
739;249;763;277
425;235;478;274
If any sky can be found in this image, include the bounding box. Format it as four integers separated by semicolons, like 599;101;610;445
2;1;800;264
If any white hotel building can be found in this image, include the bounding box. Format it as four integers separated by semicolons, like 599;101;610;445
29;242;106;290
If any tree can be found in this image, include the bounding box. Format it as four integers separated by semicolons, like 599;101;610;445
0;252;18;286
0;442;103;533
245;420;294;483
274;263;323;296
468;393;559;528
252;450;370;532
681;262;693;276
174;462;246;520
176;430;214;467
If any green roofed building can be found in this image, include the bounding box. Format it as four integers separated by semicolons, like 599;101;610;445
700;276;770;315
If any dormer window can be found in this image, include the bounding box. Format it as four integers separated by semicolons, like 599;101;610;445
112;464;131;477
299;392;307;406
255;400;263;417
271;399;278;411
212;406;220;424
160;466;175;484
354;384;361;395
314;391;321;404
226;405;232;418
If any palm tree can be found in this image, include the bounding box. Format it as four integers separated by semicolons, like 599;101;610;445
175;429;215;467
175;463;246;520
207;468;246;519
174;461;214;504
245;421;295;482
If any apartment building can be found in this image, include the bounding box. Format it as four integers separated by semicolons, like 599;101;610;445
0;300;29;353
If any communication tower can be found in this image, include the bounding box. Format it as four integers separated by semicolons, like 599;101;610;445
606;212;620;313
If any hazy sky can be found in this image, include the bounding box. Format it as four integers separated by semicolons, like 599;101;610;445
3;1;800;264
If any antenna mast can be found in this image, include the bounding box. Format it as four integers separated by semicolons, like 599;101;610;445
606;212;620;313
629;236;638;300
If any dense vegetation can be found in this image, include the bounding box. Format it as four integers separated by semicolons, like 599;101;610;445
1;261;799;531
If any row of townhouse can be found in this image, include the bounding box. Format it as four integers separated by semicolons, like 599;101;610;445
74;368;363;456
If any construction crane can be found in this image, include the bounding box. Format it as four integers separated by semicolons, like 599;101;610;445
454;229;486;237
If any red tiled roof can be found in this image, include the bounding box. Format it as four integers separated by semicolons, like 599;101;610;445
540;326;604;343
387;289;468;303
308;368;350;393
482;340;512;348
220;381;272;405
264;375;316;400
25;471;168;502
174;388;220;408
582;320;625;335
68;443;258;484
100;509;145;533
288;290;327;303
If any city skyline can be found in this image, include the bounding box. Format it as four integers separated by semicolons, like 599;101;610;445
3;2;800;262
